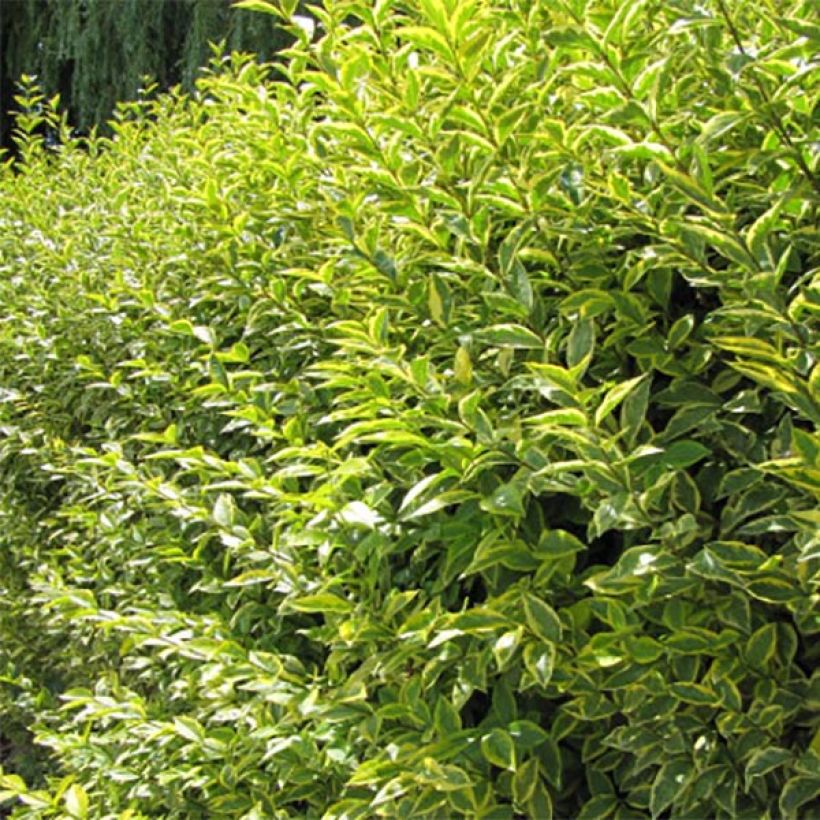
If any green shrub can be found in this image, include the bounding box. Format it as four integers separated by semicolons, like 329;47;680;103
1;0;818;817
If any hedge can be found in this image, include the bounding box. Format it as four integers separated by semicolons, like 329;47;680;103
0;0;818;817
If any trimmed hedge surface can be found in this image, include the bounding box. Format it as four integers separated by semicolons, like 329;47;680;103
0;0;818;817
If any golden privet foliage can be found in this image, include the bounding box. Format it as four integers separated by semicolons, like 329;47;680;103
0;0;818;817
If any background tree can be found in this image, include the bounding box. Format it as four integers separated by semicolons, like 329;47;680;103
0;0;289;152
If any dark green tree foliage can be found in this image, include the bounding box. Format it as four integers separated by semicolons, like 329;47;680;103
0;0;819;817
0;0;289;149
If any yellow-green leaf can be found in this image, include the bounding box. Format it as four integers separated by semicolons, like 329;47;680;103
481;728;516;771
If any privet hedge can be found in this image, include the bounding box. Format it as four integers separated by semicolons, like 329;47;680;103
1;0;818;817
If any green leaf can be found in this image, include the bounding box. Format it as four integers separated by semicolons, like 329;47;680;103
399;472;447;514
560;289;615;319
458;390;493;440
523;595;562;643
0;773;27;798
233;0;280;15
650;758;692;816
595;375;647;427
746;202;783;267
173;716;204;743
658;163;728;215
523;642;555;687
508;260;534;312
715;676;742;711
520;773;551;819
397;25;452;59
493;628;524;670
746;578;798;604
449;608;509;633
728;361;802;396
289;593;353;614
627;636;665;664
338;501;384;529
476;324;543;349
433;764;473;792
662;440;711;469
481;728;516;771
567;318;595;368
613;142;673;163
712;336;787;366
434;697;462;736
454;346;473;385
661;404;716;441
668;682;718;705
603;0;648;45
538;735;562;789
428;275;451;326
372;250;397;282
698;111;746;144
525;362;578;394
401;490;475;520
578;125;633;147
536;529;586;558
526;408;588;428
167;318;195;336
417;0;447;28
508;720;549;751
64;784;89;819
224;569;278;588
621;374;652;444
212;493;236;527
667;315;695;350
665;630;715;654
578;794;618;820
792;428;820;467
466;541;539;575
679;222;754;268
707;541;767;569
779;776;820;816
481;482;526;516
745;623;777;669
512;757;540;805
744;747;792;789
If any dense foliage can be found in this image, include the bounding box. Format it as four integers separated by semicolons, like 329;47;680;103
1;0;818;817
